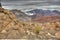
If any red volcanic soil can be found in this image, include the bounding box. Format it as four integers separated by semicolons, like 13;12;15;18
33;16;60;22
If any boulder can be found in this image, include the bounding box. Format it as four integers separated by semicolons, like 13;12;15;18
55;31;60;39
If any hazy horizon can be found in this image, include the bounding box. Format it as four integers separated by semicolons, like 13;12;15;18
1;0;60;10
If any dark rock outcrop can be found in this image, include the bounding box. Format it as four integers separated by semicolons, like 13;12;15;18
0;3;2;7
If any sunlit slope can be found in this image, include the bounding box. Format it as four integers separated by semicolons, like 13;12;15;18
0;7;60;39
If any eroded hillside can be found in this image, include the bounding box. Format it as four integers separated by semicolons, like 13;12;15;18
33;16;60;22
0;7;60;40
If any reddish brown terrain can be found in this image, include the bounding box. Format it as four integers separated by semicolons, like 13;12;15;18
33;16;60;22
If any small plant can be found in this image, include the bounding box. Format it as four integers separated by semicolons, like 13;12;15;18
22;23;26;26
35;27;42;34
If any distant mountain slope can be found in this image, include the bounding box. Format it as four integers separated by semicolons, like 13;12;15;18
33;16;60;22
10;9;32;21
27;9;60;16
27;9;60;19
10;9;60;22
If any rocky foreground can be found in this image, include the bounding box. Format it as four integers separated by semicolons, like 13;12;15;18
0;7;60;40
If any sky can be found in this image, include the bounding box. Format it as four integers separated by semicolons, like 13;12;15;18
1;0;60;6
1;0;60;5
1;0;60;1
1;0;60;10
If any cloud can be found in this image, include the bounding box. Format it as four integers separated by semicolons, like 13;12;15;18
1;0;60;6
1;0;43;1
